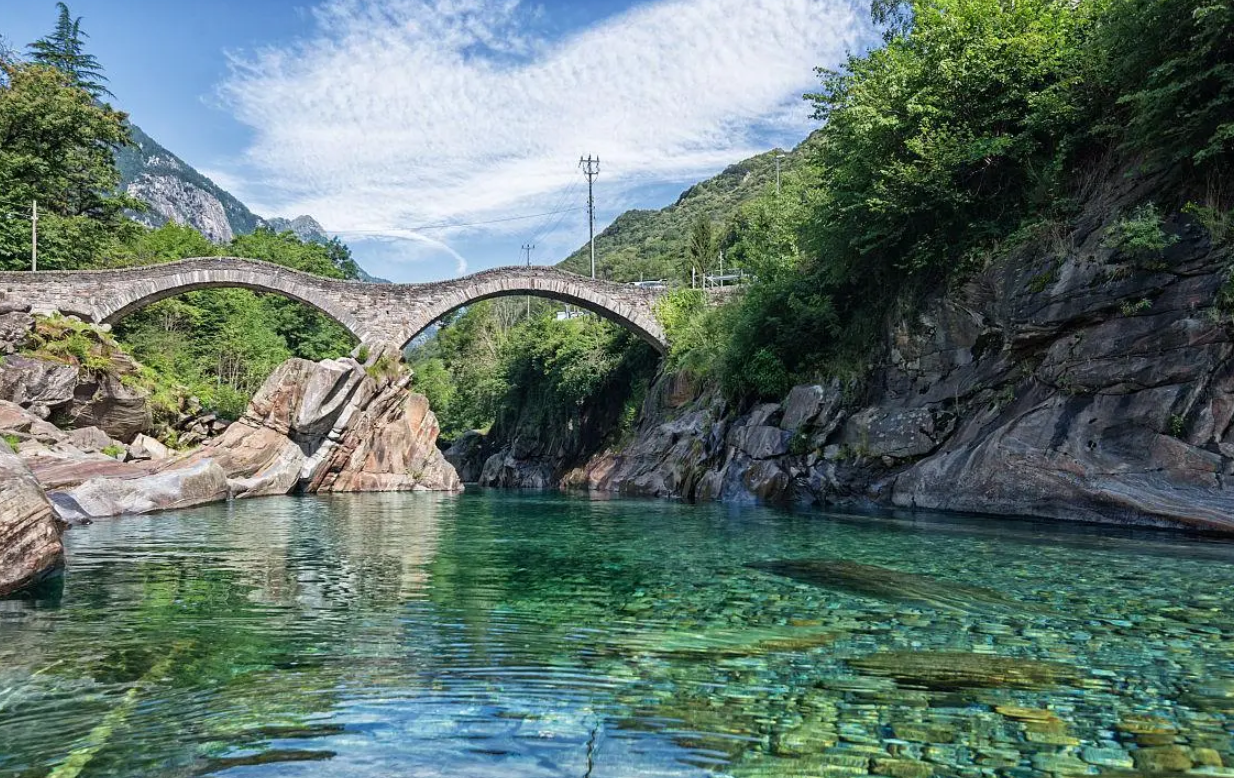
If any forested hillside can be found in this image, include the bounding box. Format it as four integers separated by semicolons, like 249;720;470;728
557;141;814;282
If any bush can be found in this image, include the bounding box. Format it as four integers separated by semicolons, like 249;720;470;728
1102;203;1178;263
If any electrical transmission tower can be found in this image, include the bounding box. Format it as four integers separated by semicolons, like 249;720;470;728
579;155;600;279
521;243;535;317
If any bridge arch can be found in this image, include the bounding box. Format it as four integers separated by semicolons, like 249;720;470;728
94;258;369;343
394;269;667;354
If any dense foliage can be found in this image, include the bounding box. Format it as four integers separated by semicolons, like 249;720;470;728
659;0;1234;399
114;225;359;418
410;299;657;444
0;60;138;269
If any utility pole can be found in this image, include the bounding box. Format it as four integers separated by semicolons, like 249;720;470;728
31;200;37;272
579;155;600;279
774;152;786;197
521;243;535;317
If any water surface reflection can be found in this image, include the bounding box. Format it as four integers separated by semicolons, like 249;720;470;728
1;491;1232;776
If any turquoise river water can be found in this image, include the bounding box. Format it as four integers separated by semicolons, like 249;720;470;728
1;491;1233;777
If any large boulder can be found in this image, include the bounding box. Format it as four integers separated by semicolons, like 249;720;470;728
187;423;306;498
48;460;230;523
62;372;153;443
0;315;154;441
0;443;65;596
184;358;374;498
191;357;459;496
305;377;461;493
0;355;78;417
247;357;375;449
128;433;170;461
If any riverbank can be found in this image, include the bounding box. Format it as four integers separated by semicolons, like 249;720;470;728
0;339;460;593
450;166;1234;533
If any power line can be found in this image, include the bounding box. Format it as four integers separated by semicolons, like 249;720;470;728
579;155;600;279
525;175;584;247
528;179;585;250
343;206;587;235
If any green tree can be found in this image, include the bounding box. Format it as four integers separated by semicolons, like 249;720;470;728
683;216;716;285
28;2;112;98
113;224;360;419
1095;0;1234;169
0;61;136;270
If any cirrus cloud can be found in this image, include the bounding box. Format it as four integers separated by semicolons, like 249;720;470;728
219;0;869;276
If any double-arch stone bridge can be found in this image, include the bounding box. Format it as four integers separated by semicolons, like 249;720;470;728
0;258;669;354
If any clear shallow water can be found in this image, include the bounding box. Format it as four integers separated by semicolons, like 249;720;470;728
2;492;1233;777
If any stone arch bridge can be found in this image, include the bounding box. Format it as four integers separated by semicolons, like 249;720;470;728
0;258;669;354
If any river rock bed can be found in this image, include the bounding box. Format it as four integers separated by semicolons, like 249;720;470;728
507;514;1234;778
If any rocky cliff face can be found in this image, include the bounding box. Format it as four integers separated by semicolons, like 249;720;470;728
444;352;654;488
562;171;1234;533
117;122;330;245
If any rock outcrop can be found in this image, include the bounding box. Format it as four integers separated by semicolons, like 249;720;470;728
564;173;1234;533
307;378;461;492
49;460;230;523
0;354;461;524
191;357;460;496
444;344;659;488
0;442;64;596
0;314;154;442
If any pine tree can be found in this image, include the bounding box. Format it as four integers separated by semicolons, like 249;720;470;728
28;2;111;99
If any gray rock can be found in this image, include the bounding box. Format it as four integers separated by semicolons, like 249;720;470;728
128;433;170;461
67;426;118;453
65;372;152;443
733;425;792;460
0;355;78;411
780;383;840;432
0;442;64;596
838;407;953;461
0;311;34;353
48;459;230;522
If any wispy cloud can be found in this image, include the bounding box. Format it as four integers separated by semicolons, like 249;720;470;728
219;0;868;274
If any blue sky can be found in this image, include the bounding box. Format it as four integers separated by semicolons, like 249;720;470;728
4;0;869;282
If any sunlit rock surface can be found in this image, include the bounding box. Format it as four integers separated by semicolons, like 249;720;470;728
197;357;460;496
0;443;64;596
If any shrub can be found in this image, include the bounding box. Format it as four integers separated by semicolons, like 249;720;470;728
1184;201;1233;245
1102;204;1178;264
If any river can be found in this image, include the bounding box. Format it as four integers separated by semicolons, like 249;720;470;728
2;492;1233;776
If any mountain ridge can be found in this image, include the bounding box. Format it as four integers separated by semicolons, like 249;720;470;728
115;122;332;247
